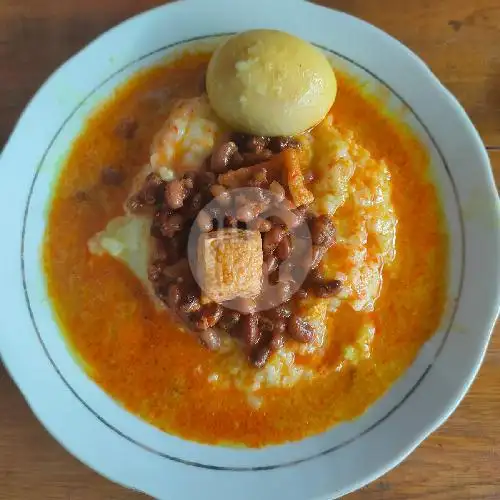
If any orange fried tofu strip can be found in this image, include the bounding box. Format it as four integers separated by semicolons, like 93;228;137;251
283;149;314;207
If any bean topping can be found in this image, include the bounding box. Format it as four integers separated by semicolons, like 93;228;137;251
246;135;269;153
250;345;272;368
210;184;231;206
276;235;293;261
258;315;274;332
167;283;181;309
194;303;224;330
276;281;294;304
148;261;164;282
289;206;308;228
179;292;201;314
196;210;214;232
309;245;328;270
310;279;342;298
264;255;279;275
164;179;187;209
236;202;265;223
241;313;260;346
288;315;314;343
268;136;301;153
242;150;273;166
160;213;184;237
270;330;286;350
268;302;293;320
210;141;238;173
311;215;336;247
198;329;221;351
230;151;244;169
263;226;286;255
294;288;309;300
162;236;183;265
181;192;204;218
219;310;241;331
248;217;272;232
232;297;257;314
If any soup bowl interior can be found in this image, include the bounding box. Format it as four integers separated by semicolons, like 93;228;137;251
1;0;499;498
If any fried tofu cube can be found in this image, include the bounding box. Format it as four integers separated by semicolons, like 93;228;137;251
198;229;263;302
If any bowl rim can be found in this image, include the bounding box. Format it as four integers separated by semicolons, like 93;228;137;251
1;0;499;498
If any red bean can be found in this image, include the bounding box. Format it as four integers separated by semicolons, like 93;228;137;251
264;255;279;274
268;215;286;228
248;186;272;204
258;315;274;332
289;206;308;228
309;245;328;270
311;215;336;247
198;329;221;351
197;171;216;187
272;318;287;335
270;329;286;351
163;236;183;265
250;345;271;368
268;136;290;153
210;141;238;173
230;151;244;169
179;292;201;313
232;297;257;314
148;261;164;282
167;283;181;309
241;314;260;346
310;279;342;298
276;235;293;261
164;179;187;209
160;213;184;237
288;315;314;343
294;288;309;300
194;303;224;330
269;303;292;320
248;217;272;232
210;184;231;206
263;226;286;255
238;201;268;223
276;281;293;304
242;150;273;166
268;136;301;153
219;310;241;331
197;211;214;232
224;215;238;228
181;192;203;218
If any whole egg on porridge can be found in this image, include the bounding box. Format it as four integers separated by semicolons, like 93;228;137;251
43;30;447;447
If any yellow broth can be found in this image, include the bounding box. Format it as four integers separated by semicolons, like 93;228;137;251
43;51;447;447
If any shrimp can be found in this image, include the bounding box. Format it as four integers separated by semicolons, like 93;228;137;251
150;95;222;178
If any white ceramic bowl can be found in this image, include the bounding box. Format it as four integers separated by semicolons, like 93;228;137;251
1;1;499;498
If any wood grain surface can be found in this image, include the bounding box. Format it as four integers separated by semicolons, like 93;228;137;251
0;1;499;498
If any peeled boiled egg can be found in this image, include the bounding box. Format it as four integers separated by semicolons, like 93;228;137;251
206;29;337;136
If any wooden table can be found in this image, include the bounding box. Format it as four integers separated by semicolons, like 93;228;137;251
1;1;499;498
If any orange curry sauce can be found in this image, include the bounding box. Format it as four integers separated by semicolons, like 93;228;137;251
43;51;447;447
